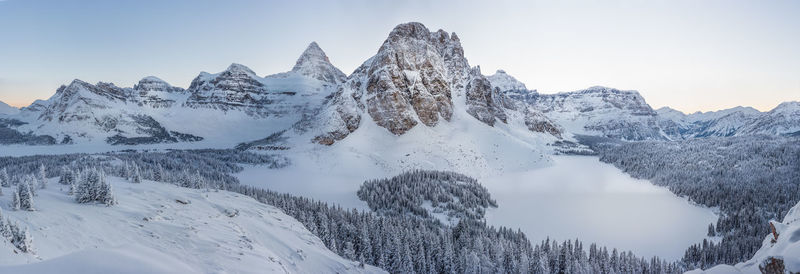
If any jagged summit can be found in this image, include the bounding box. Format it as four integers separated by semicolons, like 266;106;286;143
310;22;550;145
293;42;329;67
290;42;346;84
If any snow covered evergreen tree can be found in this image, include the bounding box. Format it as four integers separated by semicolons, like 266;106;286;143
131;164;142;184
10;190;20;211
58;167;76;185
37;164;47;189
17;177;34;211
0;168;8;187
74;168;116;205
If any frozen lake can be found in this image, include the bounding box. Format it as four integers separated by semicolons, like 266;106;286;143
237;154;717;261
482;155;717;261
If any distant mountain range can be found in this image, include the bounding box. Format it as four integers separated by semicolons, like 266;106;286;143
0;22;797;148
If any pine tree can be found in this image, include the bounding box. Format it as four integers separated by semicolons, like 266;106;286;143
0;168;8;187
23;175;37;197
132;164;142;184
343;241;357;261
11;190;20;211
124;161;132;180
101;179;117;206
13;225;33;253
58;167;76;186
153;164;163;182
37;164;47;189
708;223;716;237
17;179;34;211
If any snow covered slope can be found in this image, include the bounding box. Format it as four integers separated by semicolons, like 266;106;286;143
0;178;382;273
688;200;800;273
0;101;18;116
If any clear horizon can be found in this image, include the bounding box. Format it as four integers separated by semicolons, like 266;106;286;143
0;0;798;113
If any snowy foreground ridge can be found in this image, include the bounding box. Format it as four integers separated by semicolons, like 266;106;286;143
689;200;800;273
0;178;381;274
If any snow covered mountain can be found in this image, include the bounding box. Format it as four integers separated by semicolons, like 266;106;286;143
0;22;795;149
307;22;559;146
689;200;800;273
486;69;532;96
0;177;381;273
0;101;18;116
230;22;563;178
2;42;343;147
657;103;800;138
486;76;664;140
184;42;344;117
487;69;799;141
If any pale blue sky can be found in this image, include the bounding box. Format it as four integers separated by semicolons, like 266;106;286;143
1;0;798;112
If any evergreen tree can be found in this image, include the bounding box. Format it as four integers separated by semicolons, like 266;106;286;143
37;164;47;189
11;190;20;211
58;167;75;185
0;168;8;187
708;223;716;237
17;179;34;211
131;164;142;184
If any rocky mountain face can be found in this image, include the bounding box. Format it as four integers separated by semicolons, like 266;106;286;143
133;76;185;108
184;63;271;115
312;22;552;145
488;82;664;140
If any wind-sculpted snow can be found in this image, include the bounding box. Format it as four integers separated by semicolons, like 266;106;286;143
357;170;497;223
0;177;379;273
591;135;800;269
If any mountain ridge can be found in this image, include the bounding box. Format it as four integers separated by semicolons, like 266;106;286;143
1;22;797;148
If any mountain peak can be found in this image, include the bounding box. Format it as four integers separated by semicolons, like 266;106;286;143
290;42;346;84
294;42;329;65
225;63;257;76
770;101;800;114
388;22;431;40
134;76;183;93
487;69;528;92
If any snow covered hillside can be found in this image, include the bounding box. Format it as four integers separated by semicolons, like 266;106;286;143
0;177;382;274
688;200;800;274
